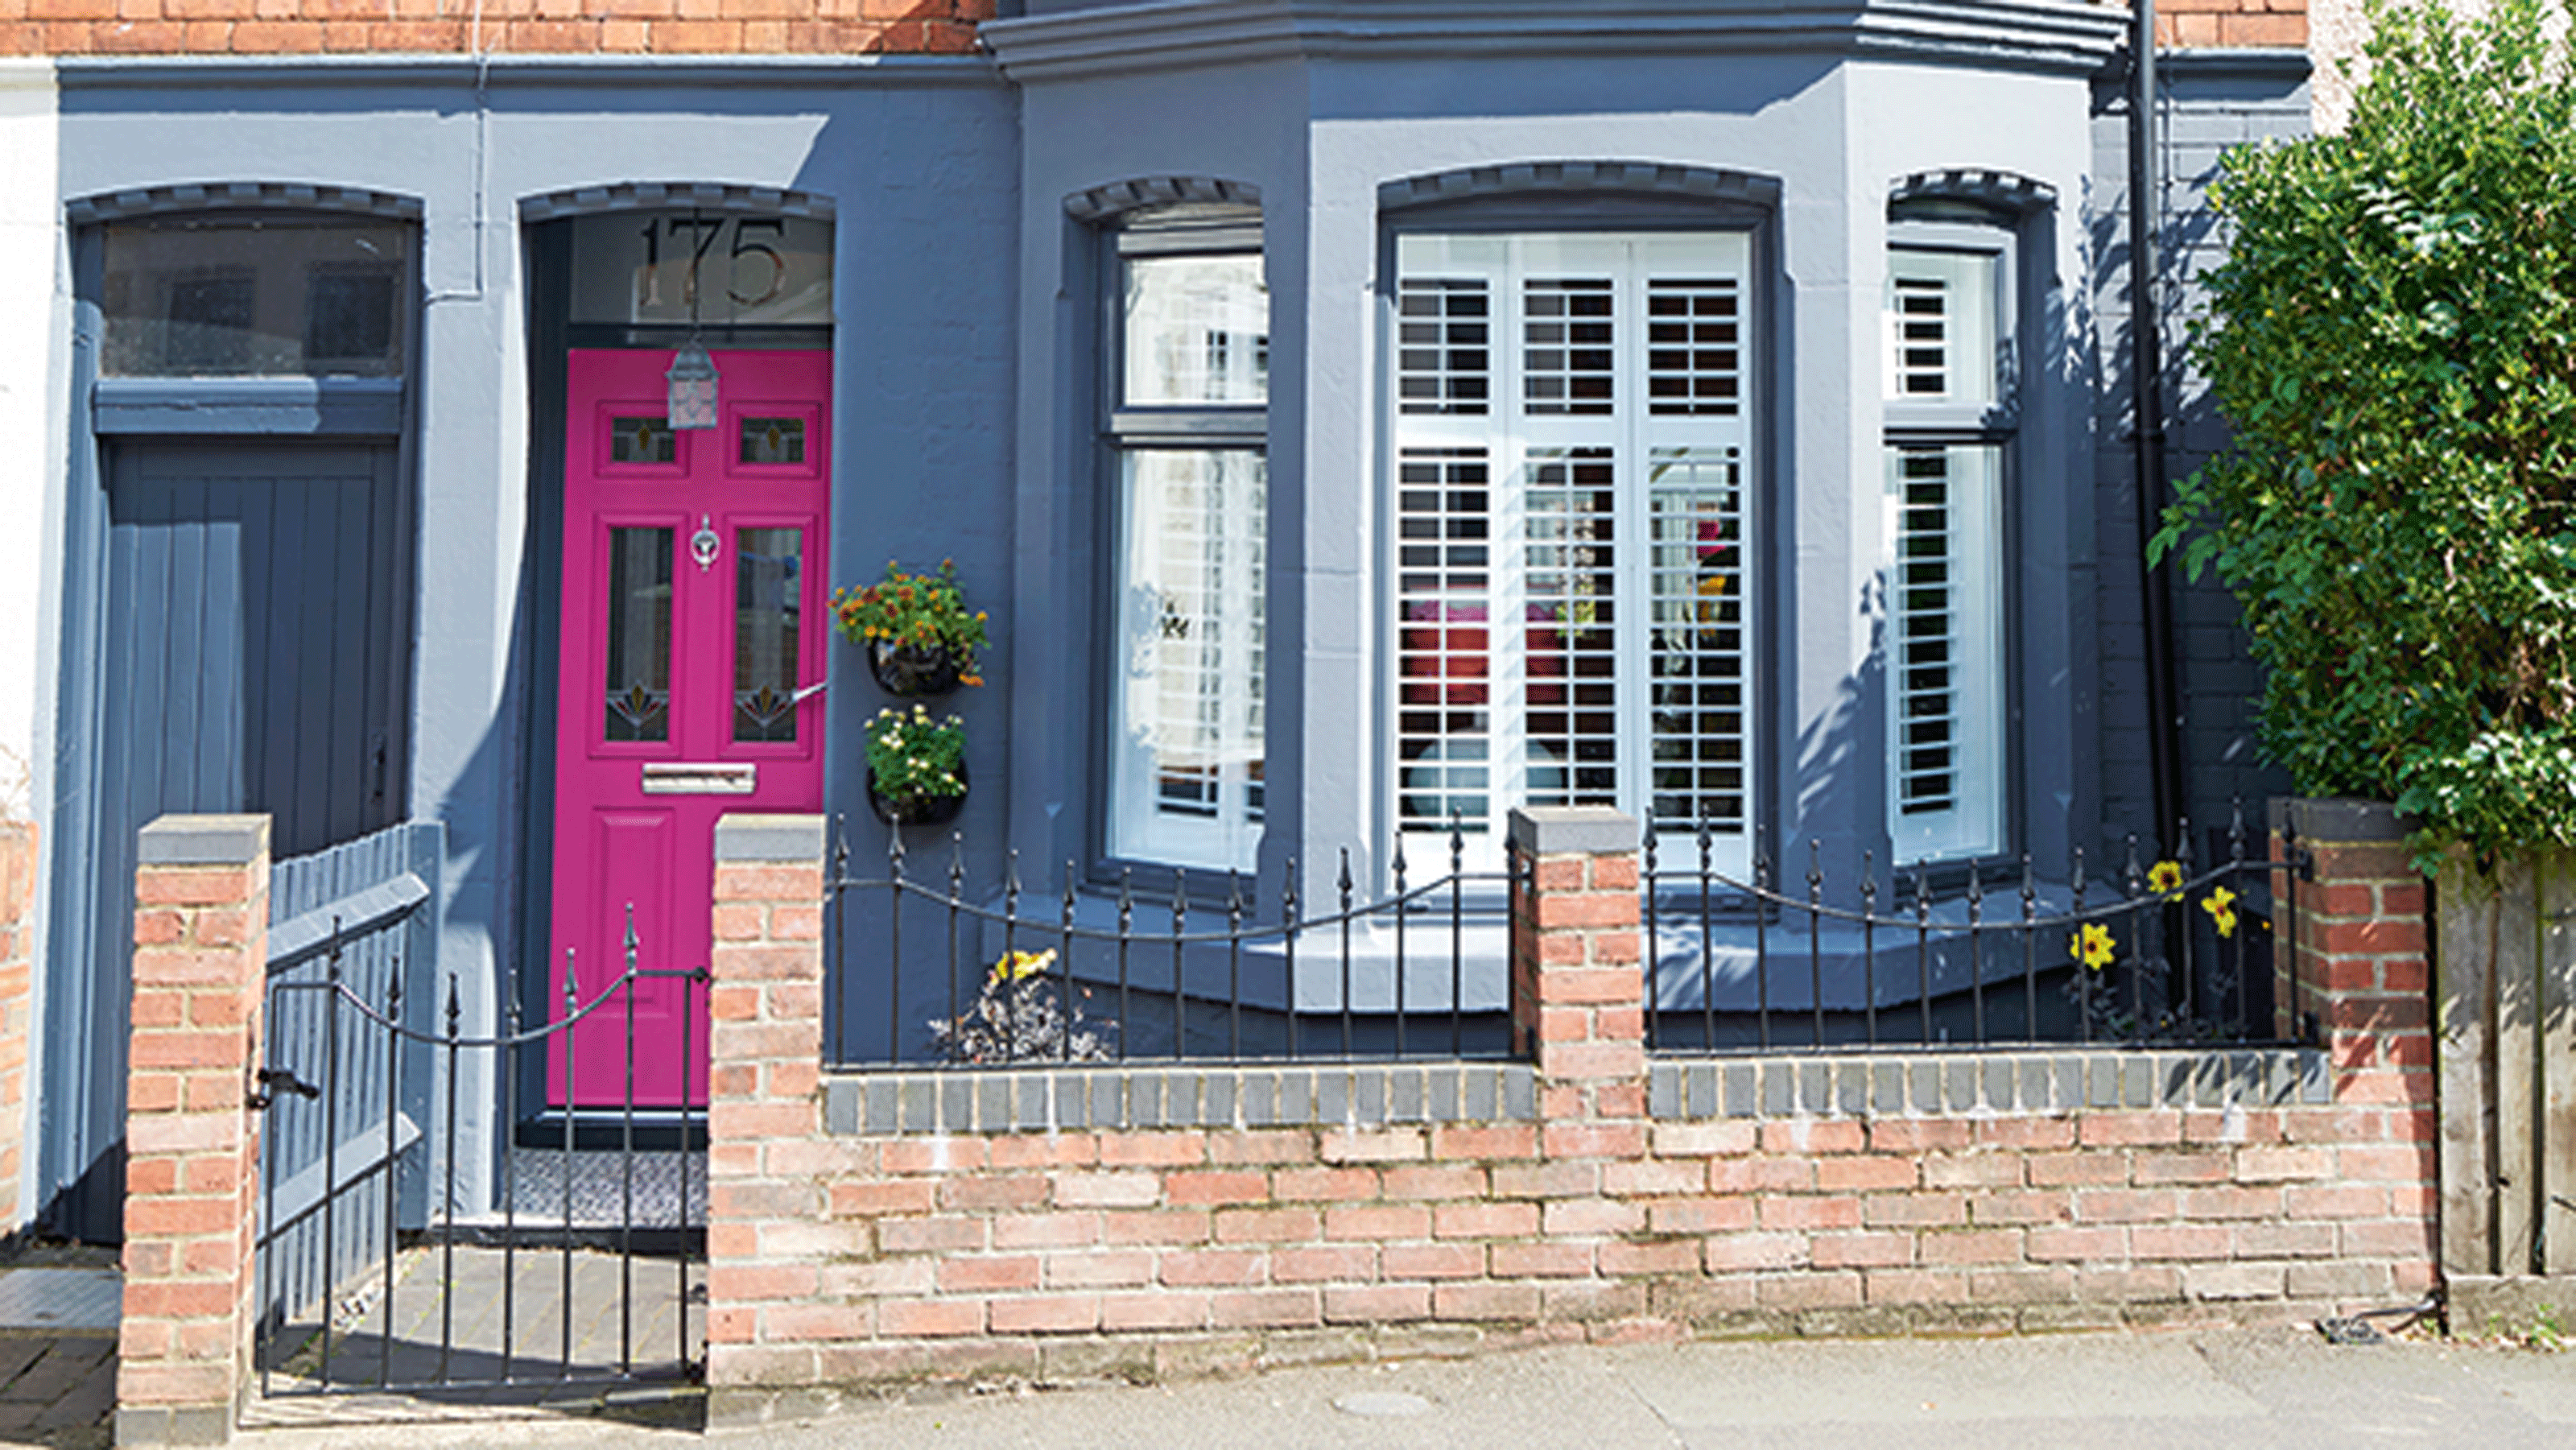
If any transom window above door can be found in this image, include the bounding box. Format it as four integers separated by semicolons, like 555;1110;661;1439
100;215;415;378
1393;233;1755;874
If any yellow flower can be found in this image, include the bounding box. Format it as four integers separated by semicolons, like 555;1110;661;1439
2202;886;2239;939
2147;860;2184;899
2070;922;2116;972
992;948;1057;983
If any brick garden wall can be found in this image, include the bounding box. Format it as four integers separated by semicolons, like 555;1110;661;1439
0;0;987;58
704;805;2436;1420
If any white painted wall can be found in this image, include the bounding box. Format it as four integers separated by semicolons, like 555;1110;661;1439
0;61;55;824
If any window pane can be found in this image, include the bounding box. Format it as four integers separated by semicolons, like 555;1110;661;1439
1398;278;1492;415
603;527;674;743
1522;448;1620;803
101;216;413;378
1523;278;1615;415
1885;250;1997;407
1885;444;2004;861
1109;450;1266;872
733;527;803;744
1648;448;1750;832
1397;448;1495;829
1123;255;1268;406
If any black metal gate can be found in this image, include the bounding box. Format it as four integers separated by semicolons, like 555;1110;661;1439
253;915;706;1405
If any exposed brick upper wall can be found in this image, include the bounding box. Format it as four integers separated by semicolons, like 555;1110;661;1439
0;0;989;58
2157;0;2308;50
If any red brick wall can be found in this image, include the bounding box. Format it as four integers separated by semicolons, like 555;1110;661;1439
0;0;988;58
706;805;2430;1415
2159;0;2308;49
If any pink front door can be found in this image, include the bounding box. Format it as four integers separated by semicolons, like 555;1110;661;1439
551;348;831;1108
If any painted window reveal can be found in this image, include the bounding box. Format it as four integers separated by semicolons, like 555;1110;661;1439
603;527;675;743
1883;243;2008;864
1104;210;1268;874
1393;233;1755;873
733;527;804;744
101;216;414;378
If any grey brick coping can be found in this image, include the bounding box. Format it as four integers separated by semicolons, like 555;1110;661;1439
1646;1047;2330;1120
818;1047;2330;1136
824;1063;1537;1136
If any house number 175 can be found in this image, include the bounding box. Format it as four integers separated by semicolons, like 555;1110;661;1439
637;216;789;312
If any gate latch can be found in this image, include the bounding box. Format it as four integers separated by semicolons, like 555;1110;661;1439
248;1068;321;1111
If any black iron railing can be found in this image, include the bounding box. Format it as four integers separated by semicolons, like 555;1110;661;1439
824;820;1516;1068
1643;804;2281;1053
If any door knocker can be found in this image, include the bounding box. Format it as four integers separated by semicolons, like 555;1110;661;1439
691;514;720;572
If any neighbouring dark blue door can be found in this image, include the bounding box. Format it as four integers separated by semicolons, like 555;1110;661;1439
43;439;411;1241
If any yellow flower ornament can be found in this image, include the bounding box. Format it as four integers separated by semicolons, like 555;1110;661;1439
2147;860;2185;899
2201;886;2239;939
2070;922;2116;972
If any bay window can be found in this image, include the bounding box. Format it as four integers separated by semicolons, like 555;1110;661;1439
1393;232;1755;872
1104;212;1269;874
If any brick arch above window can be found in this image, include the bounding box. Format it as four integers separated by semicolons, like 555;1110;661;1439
1379;161;1781;213
1065;176;1262;221
68;181;420;227
518;181;835;225
1888;168;2056;217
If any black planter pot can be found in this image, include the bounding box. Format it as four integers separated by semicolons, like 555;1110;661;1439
867;761;968;828
868;640;964;697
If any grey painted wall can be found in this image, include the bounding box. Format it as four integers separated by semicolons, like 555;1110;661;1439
43;58;1021;1215
2088;50;2310;866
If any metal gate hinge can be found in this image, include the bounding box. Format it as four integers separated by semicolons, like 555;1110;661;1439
248;1067;320;1111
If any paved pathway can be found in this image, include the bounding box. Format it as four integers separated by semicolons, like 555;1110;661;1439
227;1326;2576;1450
244;1243;696;1429
0;1254;120;1450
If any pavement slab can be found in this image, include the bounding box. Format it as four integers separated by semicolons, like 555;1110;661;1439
223;1327;2576;1450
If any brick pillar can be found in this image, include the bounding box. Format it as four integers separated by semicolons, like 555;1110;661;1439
2269;798;2432;1101
705;813;828;1403
118;815;270;1448
0;820;35;1233
1507;807;1646;1112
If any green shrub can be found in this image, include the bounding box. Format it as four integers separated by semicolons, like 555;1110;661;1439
2156;0;2576;862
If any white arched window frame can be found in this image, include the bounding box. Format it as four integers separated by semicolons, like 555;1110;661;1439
1099;204;1270;874
1882;212;2019;865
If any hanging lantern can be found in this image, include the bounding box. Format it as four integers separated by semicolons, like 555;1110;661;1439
667;341;719;430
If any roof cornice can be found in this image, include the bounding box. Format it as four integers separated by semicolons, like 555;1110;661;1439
982;0;2130;84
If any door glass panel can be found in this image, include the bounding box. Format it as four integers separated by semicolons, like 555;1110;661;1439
739;416;806;465
733;527;803;743
611;415;676;465
604;527;674;742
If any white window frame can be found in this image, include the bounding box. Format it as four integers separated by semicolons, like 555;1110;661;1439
1882;225;2016;865
1101;212;1269;874
1390;230;1757;875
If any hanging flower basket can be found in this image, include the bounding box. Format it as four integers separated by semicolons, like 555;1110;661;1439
866;640;964;698
832;559;989;698
863;705;968;828
867;761;968;828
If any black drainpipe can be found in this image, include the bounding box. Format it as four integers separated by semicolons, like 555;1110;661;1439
2130;0;2187;851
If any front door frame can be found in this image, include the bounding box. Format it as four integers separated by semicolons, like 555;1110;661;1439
514;208;834;1132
